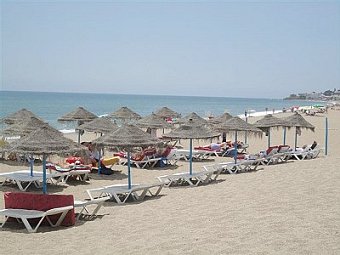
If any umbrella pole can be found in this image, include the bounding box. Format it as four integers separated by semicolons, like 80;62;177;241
77;130;81;144
268;129;271;148
30;155;34;177
325;117;328;155
283;127;286;145
42;155;47;194
294;128;298;150
189;139;193;175
234;131;238;164
127;151;132;189
245;111;248;144
98;149;102;175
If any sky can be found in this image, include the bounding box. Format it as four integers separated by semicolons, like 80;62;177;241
1;0;339;98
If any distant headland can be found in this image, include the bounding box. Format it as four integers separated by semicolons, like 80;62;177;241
284;89;340;101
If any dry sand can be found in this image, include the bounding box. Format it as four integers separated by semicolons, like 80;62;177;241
0;109;339;254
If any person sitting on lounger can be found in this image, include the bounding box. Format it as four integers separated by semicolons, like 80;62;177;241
310;141;317;150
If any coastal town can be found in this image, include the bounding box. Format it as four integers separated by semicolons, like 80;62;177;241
284;88;340;101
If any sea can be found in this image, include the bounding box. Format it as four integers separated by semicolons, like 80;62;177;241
0;90;323;133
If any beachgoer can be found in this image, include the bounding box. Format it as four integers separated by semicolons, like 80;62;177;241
310;141;317;150
86;143;100;167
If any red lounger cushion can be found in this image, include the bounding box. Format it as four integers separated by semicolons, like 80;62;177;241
4;192;75;226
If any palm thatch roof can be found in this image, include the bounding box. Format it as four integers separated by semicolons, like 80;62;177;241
91;124;161;150
2;125;86;155
214;116;263;136
58;106;98;122
162;120;220;140
154;106;181;119
136;113;172;129
283;112;315;131
178;112;208;125
253;114;292;132
108;107;141;120
76;117;118;134
208;112;233;125
1;117;51;136
1;108;42;125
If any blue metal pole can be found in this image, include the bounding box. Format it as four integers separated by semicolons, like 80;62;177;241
127;151;131;189
234;131;238;164
245;111;248;144
42;155;47;194
189;139;193;175
325;117;328;155
97;149;102;175
30;155;34;177
283;127;286;145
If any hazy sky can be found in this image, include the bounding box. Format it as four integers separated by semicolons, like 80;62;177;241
1;0;339;98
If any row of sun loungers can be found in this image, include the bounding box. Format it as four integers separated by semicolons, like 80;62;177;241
157;165;223;187
0;143;323;233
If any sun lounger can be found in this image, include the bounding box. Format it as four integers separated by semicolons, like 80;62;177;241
219;158;264;174
287;145;323;160
47;164;91;182
157;166;222;187
0;172;43;191
74;197;109;220
175;149;211;161
286;145;311;160
0;205;74;233
86;183;164;204
0;170;67;191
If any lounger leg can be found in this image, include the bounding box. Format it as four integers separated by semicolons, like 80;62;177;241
46;210;70;227
21;217;39;233
0;216;10;228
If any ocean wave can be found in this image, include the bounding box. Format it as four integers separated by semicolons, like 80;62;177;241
59;129;76;134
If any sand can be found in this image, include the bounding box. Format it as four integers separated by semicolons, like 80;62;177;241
0;109;339;254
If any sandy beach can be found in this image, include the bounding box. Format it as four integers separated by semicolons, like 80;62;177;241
0;109;339;254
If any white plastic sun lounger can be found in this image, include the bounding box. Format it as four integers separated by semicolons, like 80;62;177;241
74;197;109;220
157;167;222;187
16;170;68;182
0;173;43;191
86;183;164;204
48;166;91;182
0;205;73;233
219;158;264;174
0;170;68;191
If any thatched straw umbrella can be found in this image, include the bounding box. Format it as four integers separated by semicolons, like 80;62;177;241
76;117;118;135
254;114;291;148
283;112;315;149
208;112;233;125
108;106;141;123
154;106;181;119
136;113;172;137
1;108;42;125
208;112;234;142
178;112;208;125
58;106;98;143
162;119;220;175
1;116;48;137
2;125;86;193
214;117;262;163
92;125;161;188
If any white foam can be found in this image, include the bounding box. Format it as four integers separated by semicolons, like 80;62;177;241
59;129;76;134
237;110;283;119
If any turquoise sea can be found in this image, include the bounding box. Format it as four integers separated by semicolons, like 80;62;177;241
0;90;322;131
